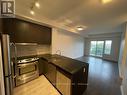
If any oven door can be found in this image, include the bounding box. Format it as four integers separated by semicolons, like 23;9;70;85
18;61;38;75
16;61;39;86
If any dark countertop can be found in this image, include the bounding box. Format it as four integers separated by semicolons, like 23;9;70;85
14;54;89;75
39;54;88;75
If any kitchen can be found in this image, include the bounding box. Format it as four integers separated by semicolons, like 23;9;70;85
0;17;89;95
1;0;127;95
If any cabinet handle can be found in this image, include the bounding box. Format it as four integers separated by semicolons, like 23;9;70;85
83;68;86;72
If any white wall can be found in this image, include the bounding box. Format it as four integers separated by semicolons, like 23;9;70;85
52;28;85;58
84;33;121;62
119;28;126;77
118;23;127;95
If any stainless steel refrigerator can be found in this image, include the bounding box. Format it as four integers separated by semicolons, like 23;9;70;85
0;34;13;95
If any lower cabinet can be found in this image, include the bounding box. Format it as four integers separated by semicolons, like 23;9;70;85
39;59;56;86
46;63;56;86
38;59;48;76
56;71;71;95
39;59;88;95
71;67;88;95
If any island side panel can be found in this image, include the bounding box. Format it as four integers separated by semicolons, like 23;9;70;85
72;65;89;95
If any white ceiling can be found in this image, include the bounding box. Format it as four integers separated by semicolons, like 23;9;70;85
15;0;127;37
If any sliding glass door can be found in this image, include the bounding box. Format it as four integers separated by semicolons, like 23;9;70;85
96;41;104;57
90;41;104;57
90;41;96;56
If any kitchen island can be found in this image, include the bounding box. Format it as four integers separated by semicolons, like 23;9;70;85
38;54;89;95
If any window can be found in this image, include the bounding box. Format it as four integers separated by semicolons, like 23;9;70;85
90;41;97;56
90;41;104;57
96;41;104;57
104;40;112;55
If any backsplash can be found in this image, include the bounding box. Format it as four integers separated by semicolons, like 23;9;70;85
11;45;51;57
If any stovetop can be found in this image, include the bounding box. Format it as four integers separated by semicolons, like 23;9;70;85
17;57;39;64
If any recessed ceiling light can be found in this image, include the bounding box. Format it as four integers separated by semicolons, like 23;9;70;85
102;0;112;4
35;2;40;8
30;10;35;15
77;26;84;31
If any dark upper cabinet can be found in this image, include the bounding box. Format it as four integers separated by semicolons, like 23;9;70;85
29;22;52;44
3;18;15;42
13;19;31;43
2;18;52;44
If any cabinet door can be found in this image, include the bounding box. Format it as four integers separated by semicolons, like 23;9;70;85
13;19;32;43
72;67;88;95
46;63;56;86
3;18;52;44
3;18;31;43
38;59;47;76
3;18;15;42
56;71;71;95
29;23;52;44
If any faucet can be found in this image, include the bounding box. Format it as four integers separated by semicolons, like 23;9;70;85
56;50;62;56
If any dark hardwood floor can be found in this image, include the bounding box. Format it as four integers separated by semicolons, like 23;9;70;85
76;56;121;95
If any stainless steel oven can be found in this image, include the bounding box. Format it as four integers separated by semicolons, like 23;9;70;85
15;58;39;86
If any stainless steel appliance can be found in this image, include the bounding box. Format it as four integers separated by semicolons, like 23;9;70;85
15;57;39;86
0;34;13;95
